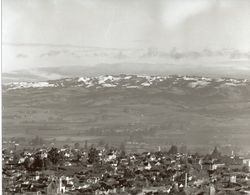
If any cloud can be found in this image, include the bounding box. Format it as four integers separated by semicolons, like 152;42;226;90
2;0;250;73
16;53;28;58
161;0;212;28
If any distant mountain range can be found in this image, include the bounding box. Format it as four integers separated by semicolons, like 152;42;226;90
3;74;250;151
4;74;249;91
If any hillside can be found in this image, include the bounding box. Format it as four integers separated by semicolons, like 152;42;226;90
3;75;250;149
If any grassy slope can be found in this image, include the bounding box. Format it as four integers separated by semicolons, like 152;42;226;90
2;86;250;148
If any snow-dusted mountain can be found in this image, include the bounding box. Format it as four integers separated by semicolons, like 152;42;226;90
3;74;250;149
3;45;250;83
4;74;249;90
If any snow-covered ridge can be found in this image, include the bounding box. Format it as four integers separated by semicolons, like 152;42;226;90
4;75;249;90
7;81;56;90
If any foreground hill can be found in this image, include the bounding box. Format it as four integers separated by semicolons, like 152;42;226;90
3;75;250;149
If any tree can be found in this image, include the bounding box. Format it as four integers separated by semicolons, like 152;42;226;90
242;165;249;173
63;144;70;149
88;147;99;164
48;148;60;165
12;152;20;164
211;146;221;159
33;154;43;170
84;140;88;150
119;142;126;158
168;145;178;155
74;142;80;149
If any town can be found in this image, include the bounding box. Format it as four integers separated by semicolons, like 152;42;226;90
2;138;250;195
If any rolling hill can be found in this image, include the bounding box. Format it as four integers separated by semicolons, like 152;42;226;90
3;74;250;150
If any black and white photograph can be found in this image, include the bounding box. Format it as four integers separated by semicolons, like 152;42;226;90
2;0;250;194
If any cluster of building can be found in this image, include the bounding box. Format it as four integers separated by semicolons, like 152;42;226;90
2;141;250;195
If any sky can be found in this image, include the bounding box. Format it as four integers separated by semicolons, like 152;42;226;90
2;0;250;75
